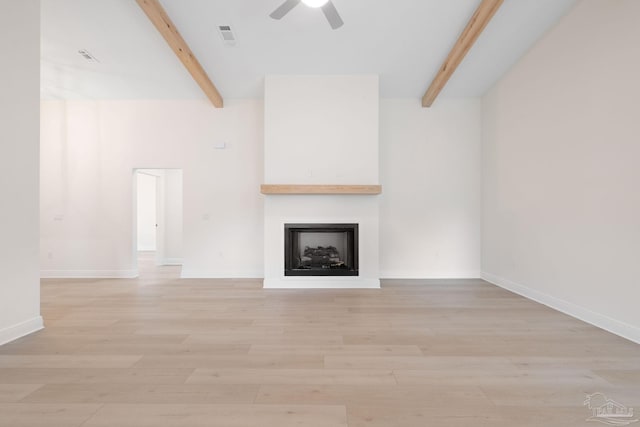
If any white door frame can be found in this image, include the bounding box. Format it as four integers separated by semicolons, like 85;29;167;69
133;169;167;270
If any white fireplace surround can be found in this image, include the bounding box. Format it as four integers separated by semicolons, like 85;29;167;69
263;195;380;289
263;75;380;289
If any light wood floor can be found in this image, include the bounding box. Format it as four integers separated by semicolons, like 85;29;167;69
0;254;638;426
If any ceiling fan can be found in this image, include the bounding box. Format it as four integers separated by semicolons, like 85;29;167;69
270;0;344;30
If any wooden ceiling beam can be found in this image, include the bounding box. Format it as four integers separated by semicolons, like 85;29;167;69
422;0;503;108
135;0;224;108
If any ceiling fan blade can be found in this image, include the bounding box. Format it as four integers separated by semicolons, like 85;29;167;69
270;0;301;20
321;1;344;29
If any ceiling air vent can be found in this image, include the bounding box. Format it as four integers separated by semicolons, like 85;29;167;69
78;49;100;63
217;25;236;47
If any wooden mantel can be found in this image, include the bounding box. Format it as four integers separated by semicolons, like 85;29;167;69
261;184;382;195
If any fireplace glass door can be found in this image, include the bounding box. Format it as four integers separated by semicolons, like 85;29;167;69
284;223;358;276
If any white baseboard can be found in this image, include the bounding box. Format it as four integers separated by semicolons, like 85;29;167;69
180;270;263;279
264;278;380;289
160;258;183;266
40;270;138;279
0;316;44;346
380;270;481;279
481;271;640;345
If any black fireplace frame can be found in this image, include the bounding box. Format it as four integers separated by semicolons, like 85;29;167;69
284;223;359;277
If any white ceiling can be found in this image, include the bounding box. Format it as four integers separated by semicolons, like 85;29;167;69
41;0;577;100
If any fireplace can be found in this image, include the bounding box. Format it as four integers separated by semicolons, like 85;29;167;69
284;223;358;276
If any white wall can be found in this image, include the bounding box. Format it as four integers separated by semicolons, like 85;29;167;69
136;172;157;251
40;99;264;278
482;0;640;342
264;75;379;185
379;99;482;278
40;95;483;281
0;0;43;345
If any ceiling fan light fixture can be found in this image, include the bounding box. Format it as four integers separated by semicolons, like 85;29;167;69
301;0;329;8
270;0;343;29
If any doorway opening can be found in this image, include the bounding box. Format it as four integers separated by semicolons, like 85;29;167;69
134;169;183;277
